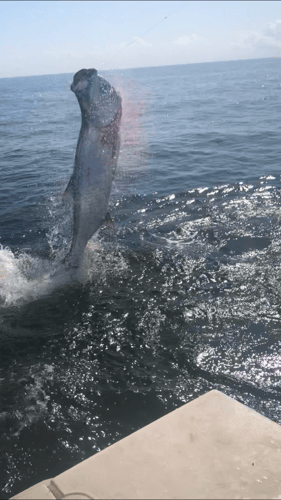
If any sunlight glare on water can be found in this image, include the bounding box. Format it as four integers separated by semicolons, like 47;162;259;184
1;58;281;497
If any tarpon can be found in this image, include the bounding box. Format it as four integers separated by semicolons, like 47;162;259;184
63;68;122;269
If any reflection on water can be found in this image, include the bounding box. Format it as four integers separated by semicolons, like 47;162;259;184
1;176;281;496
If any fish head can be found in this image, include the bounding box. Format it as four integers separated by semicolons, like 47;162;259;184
71;68;100;116
71;68;121;126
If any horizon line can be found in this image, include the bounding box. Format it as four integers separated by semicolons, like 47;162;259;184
0;55;279;80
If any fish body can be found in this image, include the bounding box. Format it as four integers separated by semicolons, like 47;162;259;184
63;68;122;269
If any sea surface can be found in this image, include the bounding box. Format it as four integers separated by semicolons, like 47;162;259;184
1;57;281;496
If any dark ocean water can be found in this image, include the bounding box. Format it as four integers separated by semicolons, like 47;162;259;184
1;57;281;496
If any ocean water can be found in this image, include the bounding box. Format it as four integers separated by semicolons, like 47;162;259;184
1;57;281;496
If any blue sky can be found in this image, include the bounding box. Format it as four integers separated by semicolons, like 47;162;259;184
1;1;281;77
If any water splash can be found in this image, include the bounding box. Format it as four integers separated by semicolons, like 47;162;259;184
0;246;68;305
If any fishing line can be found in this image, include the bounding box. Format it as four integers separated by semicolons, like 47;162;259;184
106;2;186;67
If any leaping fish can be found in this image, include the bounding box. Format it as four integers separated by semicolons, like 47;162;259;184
63;68;122;269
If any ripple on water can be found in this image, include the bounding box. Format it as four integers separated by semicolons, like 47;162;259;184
2;180;281;497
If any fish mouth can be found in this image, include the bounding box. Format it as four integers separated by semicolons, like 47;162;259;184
70;68;98;93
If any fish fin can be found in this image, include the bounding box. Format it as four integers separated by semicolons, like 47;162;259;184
103;212;115;229
63;174;75;203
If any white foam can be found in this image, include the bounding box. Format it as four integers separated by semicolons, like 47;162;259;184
0;234;127;306
0;246;74;306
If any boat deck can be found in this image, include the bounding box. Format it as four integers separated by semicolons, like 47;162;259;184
11;389;281;499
